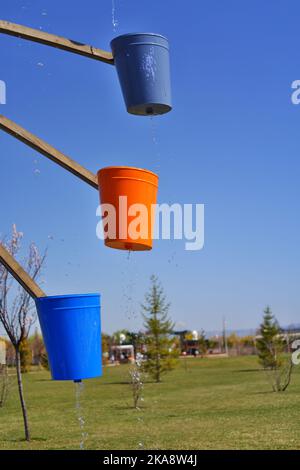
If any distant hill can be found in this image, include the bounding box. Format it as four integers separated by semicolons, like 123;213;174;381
206;324;300;338
206;328;257;338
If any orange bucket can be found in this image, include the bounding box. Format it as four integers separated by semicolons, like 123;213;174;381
97;166;159;251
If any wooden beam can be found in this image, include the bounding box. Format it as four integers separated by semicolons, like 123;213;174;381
0;244;46;299
0;20;114;65
0;115;99;190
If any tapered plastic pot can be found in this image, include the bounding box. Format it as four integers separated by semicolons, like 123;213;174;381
35;293;101;381
97;166;159;251
111;33;172;116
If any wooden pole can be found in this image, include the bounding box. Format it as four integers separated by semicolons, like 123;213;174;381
0;20;114;65
0;244;46;299
0;115;99;190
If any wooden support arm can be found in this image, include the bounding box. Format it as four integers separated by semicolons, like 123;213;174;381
0;115;99;190
0;243;46;299
0;20;114;65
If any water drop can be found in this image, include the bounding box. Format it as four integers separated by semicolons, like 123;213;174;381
112;0;119;32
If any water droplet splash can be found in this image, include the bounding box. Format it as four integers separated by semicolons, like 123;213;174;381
120;250;138;324
112;0;119;32
33;159;41;176
129;352;146;449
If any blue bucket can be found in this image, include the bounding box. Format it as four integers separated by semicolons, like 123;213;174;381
111;33;172;116
35;293;102;381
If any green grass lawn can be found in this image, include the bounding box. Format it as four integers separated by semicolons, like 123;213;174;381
1;355;300;450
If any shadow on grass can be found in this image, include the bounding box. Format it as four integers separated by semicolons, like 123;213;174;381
102;380;163;385
1;437;47;443
113;404;149;411
100;381;130;385
35;378;53;382
233;369;264;373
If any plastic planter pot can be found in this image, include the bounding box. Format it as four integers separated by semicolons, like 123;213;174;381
35;293;101;381
111;33;172;116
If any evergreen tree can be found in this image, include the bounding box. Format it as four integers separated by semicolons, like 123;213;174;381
142;275;179;382
256;306;284;369
198;329;209;357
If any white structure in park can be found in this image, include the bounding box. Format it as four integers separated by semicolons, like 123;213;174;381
0;338;6;365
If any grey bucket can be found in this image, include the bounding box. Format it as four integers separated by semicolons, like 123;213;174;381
111;33;172;116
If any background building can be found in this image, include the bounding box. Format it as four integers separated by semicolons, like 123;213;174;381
0;337;6;365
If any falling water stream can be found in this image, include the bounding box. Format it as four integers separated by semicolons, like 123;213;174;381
119;250;148;448
108;4;166;447
75;381;88;450
121;251;137;322
149;116;161;174
112;0;119;32
149;117;180;268
134;353;146;449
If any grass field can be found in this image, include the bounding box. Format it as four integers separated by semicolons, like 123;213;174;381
1;355;300;450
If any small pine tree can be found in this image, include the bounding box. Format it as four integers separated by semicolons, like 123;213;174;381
257;307;294;392
256;306;284;370
142;275;179;382
19;338;32;373
198;330;208;357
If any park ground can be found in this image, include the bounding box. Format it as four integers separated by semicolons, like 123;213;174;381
1;355;300;450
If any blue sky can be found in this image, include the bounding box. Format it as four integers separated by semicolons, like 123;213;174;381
1;0;300;334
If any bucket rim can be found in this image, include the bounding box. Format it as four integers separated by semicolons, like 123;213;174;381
111;32;168;44
36;293;100;301
97;166;159;179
